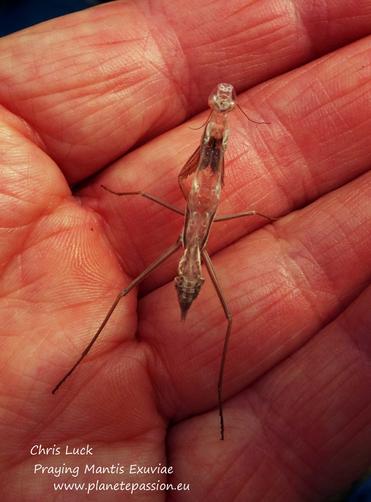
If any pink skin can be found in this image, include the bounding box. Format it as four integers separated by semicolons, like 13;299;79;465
0;1;371;500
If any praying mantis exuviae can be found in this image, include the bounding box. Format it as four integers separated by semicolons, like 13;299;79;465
53;83;275;440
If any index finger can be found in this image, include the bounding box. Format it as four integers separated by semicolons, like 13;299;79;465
0;0;370;182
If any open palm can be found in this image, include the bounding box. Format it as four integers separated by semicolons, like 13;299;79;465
0;1;370;500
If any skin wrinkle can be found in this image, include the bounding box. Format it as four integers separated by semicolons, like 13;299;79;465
292;0;329;57
239;394;315;501
181;1;291;52
128;81;169;138
3;18;173;160
282;233;336;318
98;198;150;283
205;181;368;396
230;0;262;18
268;222;328;325
288;0;317;46
340;86;371;122
206;441;256;499
95;161;182;274
270;344;347;414
265;97;323;203
211;17;288;51
325;400;371;455
142;224;306;420
0;138;38;175
78;128;370;440
91;37;148;49
189;325;225;372
326;46;371;84
43;83;124;126
236;282;300;325
253;82;323;204
317;417;371;474
282;208;344;318
243;14;301;49
140;338;180;419
335;185;370;247
19;54;146;104
0;149;65;204
14;51;86;91
342;310;371;366
142;6;191;118
213;201;276;258
224;271;283;324
35;367;107;439
52;323;118;366
3;187;115;326
0;418;36;458
71;24;148;50
0;108;46;152
0;198;80;280
309;79;349;127
269;57;326;105
0;295;98;312
248;390;327;497
0;0;370;498
5;389;147;472
298;80;359;132
54;98;117;140
0;350;45;395
241;306;371;497
142;282;227;420
162;2;294;99
308;360;360;429
261;418;323;499
0;211;66;279
240;464;283;502
228;334;290;391
246;20;293;52
314;363;371;449
0;266;50;301
260;121;313;208
120;4;190;125
0;0;370;184
330;192;368;261
0;190;40;210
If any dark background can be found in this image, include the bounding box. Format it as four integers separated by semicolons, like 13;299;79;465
0;0;111;36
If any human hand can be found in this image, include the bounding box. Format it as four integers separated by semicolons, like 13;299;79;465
0;1;370;499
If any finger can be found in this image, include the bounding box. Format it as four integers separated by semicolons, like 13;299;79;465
91;35;371;290
0;1;370;181
143;171;371;419
168;285;371;501
0;110;165;480
0;106;132;413
0;105;69;265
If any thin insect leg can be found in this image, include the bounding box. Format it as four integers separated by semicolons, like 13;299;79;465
202;249;232;441
52;239;182;394
101;185;184;215
215;210;277;222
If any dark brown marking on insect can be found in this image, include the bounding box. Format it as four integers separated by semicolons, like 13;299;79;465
200;136;222;174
